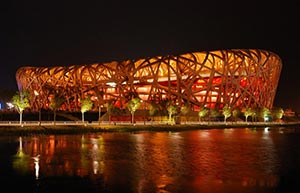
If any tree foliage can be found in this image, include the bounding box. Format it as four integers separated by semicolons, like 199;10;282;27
244;107;255;122
198;107;209;121
209;109;220;121
232;108;241;121
105;99;115;123
128;98;141;113
49;93;65;124
180;103;190;115
260;107;271;121
272;107;284;120
167;104;177;124
128;98;141;124
222;104;232;122
80;97;93;123
149;102;159;116
12;90;30;125
49;94;65;111
12;90;30;114
80;97;93;113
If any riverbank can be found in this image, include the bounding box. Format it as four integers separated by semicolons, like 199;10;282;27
1;121;300;136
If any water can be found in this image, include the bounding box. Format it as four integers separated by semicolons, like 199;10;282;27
0;127;299;193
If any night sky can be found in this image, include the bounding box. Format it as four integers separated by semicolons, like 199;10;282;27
1;1;299;110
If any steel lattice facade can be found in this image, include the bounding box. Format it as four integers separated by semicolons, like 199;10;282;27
16;49;282;112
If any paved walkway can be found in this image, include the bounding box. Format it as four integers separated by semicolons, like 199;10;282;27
0;120;299;127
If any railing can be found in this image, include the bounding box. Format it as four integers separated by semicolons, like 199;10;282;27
0;120;294;127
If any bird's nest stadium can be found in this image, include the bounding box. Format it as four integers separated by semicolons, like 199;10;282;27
16;49;282;112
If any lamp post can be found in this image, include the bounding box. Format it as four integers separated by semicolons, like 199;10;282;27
34;90;41;125
98;104;103;125
143;100;146;125
139;100;145;125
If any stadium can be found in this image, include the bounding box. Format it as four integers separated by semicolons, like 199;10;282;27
15;49;282;112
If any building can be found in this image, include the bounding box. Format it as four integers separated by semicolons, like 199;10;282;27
15;49;282;112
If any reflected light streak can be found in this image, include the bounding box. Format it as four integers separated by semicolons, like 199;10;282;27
91;136;105;174
199;130;210;138
19;136;23;152
16;136;26;157
32;155;40;179
264;127;270;133
93;160;99;174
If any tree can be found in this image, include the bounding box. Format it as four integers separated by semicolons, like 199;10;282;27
105;99;115;124
180;103;190;124
272;107;284;121
156;99;170;122
244;107;255;122
209;109;220;122
12;90;30;125
167;104;177;124
198;107;209;122
128;98;141;124
149;102;159;124
222;104;231;122
232;108;241;121
49;94;65;125
80;97;93;124
260;107;271;122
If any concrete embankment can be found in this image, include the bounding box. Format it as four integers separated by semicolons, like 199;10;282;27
0;121;300;136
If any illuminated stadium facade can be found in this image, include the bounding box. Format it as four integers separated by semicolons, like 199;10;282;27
16;49;282;112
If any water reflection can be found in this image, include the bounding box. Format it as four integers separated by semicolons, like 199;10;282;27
4;128;300;193
12;137;31;175
32;154;40;179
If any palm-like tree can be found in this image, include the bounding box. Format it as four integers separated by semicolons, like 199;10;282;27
49;94;65;125
105;99;115;124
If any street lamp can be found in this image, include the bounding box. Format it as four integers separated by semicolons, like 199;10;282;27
142;100;146;125
98;104;103;125
34;90;41;125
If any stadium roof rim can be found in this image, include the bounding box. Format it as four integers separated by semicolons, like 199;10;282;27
17;48;282;69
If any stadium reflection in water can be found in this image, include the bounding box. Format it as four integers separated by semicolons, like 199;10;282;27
2;127;300;193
